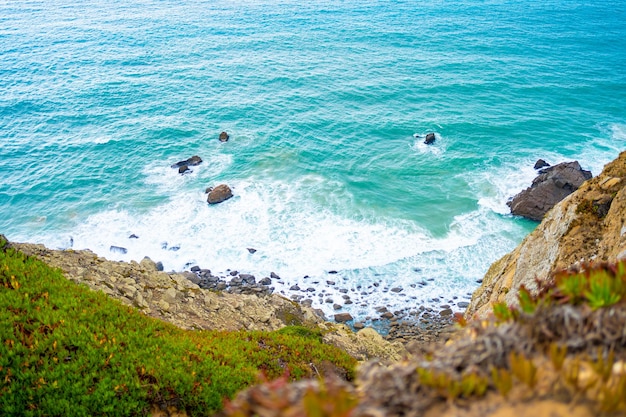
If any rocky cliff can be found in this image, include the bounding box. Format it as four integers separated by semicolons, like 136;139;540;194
466;150;626;319
10;241;405;361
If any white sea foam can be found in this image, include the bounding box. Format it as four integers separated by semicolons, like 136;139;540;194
60;169;528;321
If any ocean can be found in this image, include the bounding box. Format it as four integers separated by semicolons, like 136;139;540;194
1;0;625;323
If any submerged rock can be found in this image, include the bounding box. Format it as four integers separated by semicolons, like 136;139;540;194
219;131;229;142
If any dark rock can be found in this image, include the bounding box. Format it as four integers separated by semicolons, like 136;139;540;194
301;299;313;307
424;132;436;145
334;313;353;323
247;248;257;254
168;245;180;252
534;159;550;170
216;282;227;290
259;277;272;285
306;287;315;292
171;155;202;168
440;308;453;317
328;270;338;274
325;298;334;304
354;322;365;330
207;184;233;204
219;131;229;142
326;280;336;285
190;266;201;272
390;287;403;293
381;312;394;319
155;261;164;271
128;234;139;239
344;300;353;305
289;284;301;291
507;161;592;221
178;165;191;174
333;304;342;310
240;274;256;284
229;271;238;276
457;301;470;309
270;272;280;279
109;246;127;254
339;288;349;294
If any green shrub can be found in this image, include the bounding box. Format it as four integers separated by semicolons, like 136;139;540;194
0;239;355;416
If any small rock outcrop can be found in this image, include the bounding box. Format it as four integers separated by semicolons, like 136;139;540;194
507;161;592;221
171;155;202;169
424;132;436;145
467;151;626;319
219;131;229;142
206;184;233;204
533;158;550;170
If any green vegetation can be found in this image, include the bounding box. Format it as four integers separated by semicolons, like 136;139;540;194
0;236;356;416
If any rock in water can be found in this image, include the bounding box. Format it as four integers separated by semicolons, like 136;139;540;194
171;155;202;168
207;184;233;204
178;165;190;174
424;132;436;145
533;159;550;170
219;131;229;142
508;161;592;221
334;313;353;323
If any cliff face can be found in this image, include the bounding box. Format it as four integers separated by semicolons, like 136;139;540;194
466;151;626;319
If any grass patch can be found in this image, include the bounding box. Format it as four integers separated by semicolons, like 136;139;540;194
0;236;356;416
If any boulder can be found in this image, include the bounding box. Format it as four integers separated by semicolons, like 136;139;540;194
207;184;233;204
219;131;229;142
334;313;353;323
507;161;592;221
424;132;436;145
171;155;202;169
178;165;190;174
533;159;550;170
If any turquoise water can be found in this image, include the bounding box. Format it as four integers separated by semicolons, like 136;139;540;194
1;1;625;321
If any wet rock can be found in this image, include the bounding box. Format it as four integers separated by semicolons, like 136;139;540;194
390;287;403;293
381;312;394;319
171;155;202;168
219;131;229;142
439;308;453;317
534;159;550;170
290;284;301;291
326;280;336;285
270;272;280;279
424;132;436;145
457;301;470;308
247;248;257;254
333;304;342;310
110;246;127;254
207;184;233;204
129;234;139;239
354;322;365;330
155;261;164;271
178;165;191;174
508;161;592;221
259;277;272;285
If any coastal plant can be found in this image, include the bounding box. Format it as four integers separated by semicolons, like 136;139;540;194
517;286;537;314
548;343;568;372
509;352;538;389
584;268;625;310
490;367;513;398
492;302;516;322
0;241;356;416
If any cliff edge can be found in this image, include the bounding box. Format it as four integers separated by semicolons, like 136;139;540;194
466;151;626;319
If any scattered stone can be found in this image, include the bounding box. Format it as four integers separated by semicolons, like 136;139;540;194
339;288;349;293
354;322;365;330
260;277;272;285
270;272;280;279
247;248;257;254
306;287;315;292
439;308;453;317
110;246;127;254
390;287;403;293
333;304;342;310
381;312;394;319
457;301;470;309
334;313;353;323
129;234;139;239
289;284;301;291
219;131;229;142
155;261;164;271
326;280;336;285
328;270;338;274
190;266;201;272
178;165;190;174
207;184;233;204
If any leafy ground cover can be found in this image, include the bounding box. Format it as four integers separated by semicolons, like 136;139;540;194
0;236;356;416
